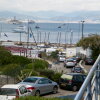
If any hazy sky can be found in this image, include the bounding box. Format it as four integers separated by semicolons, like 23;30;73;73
0;0;100;12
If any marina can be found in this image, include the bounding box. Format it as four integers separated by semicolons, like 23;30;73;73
0;22;100;44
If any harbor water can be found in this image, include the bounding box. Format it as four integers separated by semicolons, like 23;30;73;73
0;22;100;44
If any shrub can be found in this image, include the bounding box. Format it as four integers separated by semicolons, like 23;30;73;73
0;50;12;65
32;59;48;71
39;69;55;79
11;55;32;65
15;96;72;100
51;72;62;83
17;69;38;81
50;50;59;59
2;64;21;77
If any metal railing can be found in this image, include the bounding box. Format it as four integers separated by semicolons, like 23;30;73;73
74;54;100;100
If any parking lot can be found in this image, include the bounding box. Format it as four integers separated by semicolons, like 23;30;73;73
45;62;76;98
0;60;92;99
45;61;92;98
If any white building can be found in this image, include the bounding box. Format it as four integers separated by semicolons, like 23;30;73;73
66;47;76;57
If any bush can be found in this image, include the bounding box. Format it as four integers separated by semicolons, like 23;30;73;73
15;96;72;100
39;69;55;79
11;55;32;65
17;69;38;81
0;50;12;65
31;59;48;71
51;72;62;83
50;50;59;59
2;64;21;77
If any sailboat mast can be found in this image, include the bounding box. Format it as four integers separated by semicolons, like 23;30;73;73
27;21;30;57
59;32;61;47
70;30;73;46
48;32;50;43
44;32;46;44
20;32;21;44
0;24;2;43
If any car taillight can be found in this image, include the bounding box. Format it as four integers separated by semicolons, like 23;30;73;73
27;87;35;91
68;80;72;85
16;89;19;98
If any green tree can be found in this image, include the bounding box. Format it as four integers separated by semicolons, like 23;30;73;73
77;35;100;59
50;50;59;60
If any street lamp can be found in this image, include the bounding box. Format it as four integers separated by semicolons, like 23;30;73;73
81;21;85;39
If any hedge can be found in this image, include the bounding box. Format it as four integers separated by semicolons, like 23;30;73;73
15;96;72;100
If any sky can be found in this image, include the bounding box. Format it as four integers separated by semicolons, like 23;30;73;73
0;0;100;13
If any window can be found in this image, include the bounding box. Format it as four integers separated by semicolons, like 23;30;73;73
23;78;38;83
38;78;50;84
75;75;83;82
0;88;16;96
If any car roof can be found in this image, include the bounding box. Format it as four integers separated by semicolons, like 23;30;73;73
73;67;82;69
66;73;85;75
1;84;24;89
26;76;45;79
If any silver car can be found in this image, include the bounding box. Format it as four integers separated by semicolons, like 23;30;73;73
64;58;76;67
18;76;58;96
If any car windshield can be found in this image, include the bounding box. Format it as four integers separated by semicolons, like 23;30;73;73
67;59;73;62
23;77;38;83
74;67;81;70
86;58;93;60
0;88;16;96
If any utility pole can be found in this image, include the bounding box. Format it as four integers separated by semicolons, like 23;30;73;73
81;21;85;39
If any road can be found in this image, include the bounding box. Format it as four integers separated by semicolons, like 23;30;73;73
43;62;76;98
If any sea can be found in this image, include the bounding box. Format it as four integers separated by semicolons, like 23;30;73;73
0;22;100;44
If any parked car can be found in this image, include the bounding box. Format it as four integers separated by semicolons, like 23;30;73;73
0;84;31;100
71;67;84;73
64;58;76;68
58;55;66;62
75;56;81;62
59;73;86;91
70;57;77;64
85;58;95;65
18;76;58;96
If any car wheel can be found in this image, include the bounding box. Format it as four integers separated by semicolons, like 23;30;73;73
72;86;78;92
35;90;40;96
53;86;58;94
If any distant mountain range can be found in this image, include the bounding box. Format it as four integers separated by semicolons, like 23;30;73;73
0;10;100;23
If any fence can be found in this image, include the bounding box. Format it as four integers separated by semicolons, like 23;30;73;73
74;54;100;100
0;74;19;87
